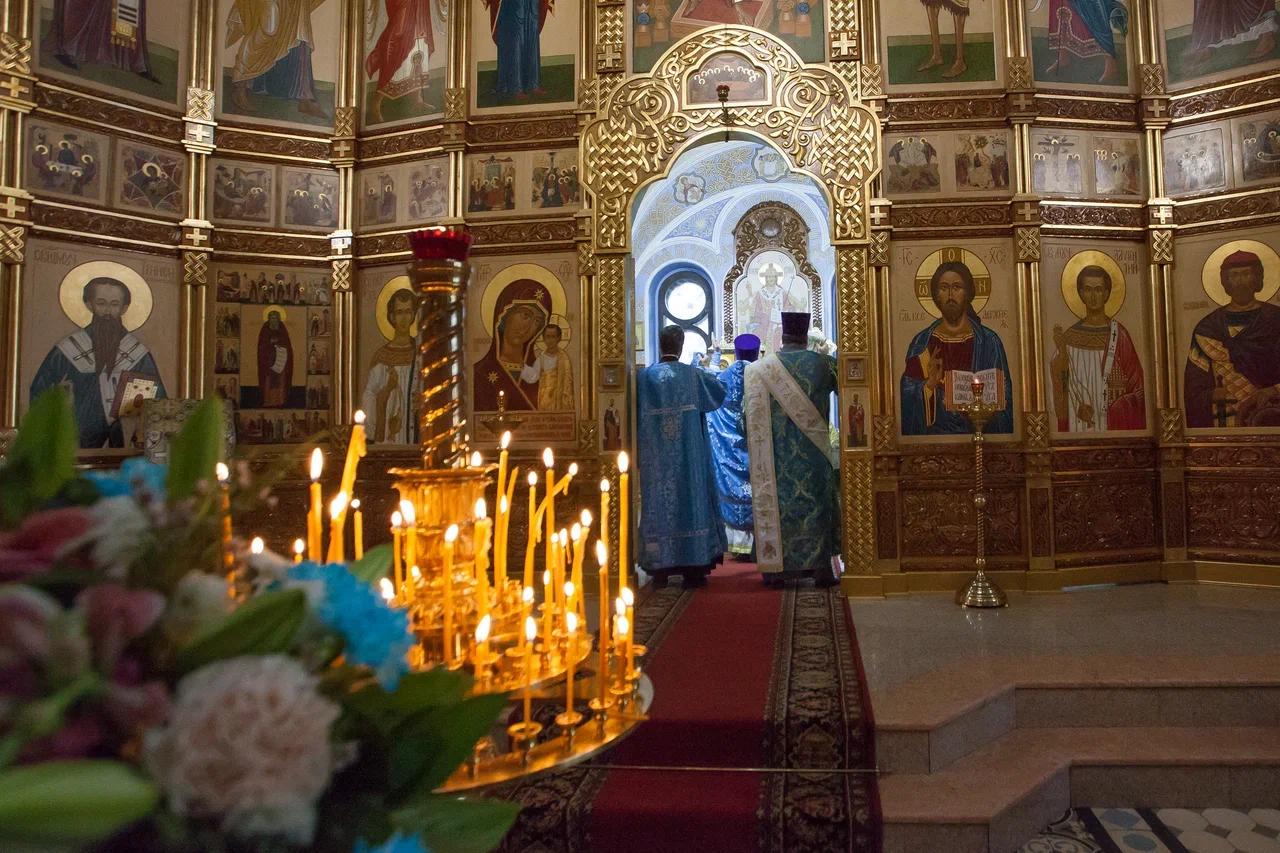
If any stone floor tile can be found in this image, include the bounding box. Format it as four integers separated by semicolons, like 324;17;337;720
1248;810;1280;832
1160;808;1210;832
1226;828;1280;853
1204;808;1259;832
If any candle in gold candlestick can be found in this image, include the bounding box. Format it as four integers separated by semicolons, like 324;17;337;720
614;612;629;690
390;511;404;592
555;528;569;613
571;519;587;619
563;581;575;628
495;495;510;593
292;538;304;564
250;536;263;555
307;449;323;561
350;499;364;560
599;479;610;550
327;492;349;563
333;412;366;545
542;449;556;590
564;610;579;715
520;586;534;655
621;586;636;674
399;500;417;580
474;498;492;618
215;463;234;577
522;615;537;726
541;568;553;653
523;471;540;589
595;540;609;708
443;524;459;666
617;452;630;595
475;613;492;679
496;430;511;512
470;450;483;471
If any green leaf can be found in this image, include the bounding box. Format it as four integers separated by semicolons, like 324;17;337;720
165;397;224;500
174;588;307;674
0;760;158;849
390;693;511;798
0;389;78;526
349;542;393;585
393;794;520;853
346;667;475;734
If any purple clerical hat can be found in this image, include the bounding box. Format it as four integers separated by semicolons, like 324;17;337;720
780;311;810;338
734;333;761;362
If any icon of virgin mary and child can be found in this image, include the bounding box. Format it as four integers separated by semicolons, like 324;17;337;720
472;278;575;413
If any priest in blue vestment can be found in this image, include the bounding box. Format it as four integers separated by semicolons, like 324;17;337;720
637;325;727;588
706;334;758;558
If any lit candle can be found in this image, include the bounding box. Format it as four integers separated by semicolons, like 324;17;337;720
621;586;635;675
555;528;569;613
523;471;540;589
496;431;512;512
292;538;305;564
523;615;537;728
618;451;630;594
475;613;492;678
599;479;611;551
614;610;629;690
474;498;492;619
379;578;394;601
564;611;579;716
595;540;609;708
350;499;364;560
250;536;264;555
443;524;459;666
571;519;587;620
520;586;534;655
542;568;553;652
543;449;556;594
390;510;404;592
471;450;483;468
496;495;510;593
327;491;348;563
399;499;417;582
215;463;234;576
563;580;575;627
307;449;323;561
336;411;367;538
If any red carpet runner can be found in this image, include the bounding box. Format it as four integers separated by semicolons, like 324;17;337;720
489;563;881;852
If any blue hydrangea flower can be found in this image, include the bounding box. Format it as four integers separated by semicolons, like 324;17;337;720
286;561;413;689
86;457;167;501
353;833;430;853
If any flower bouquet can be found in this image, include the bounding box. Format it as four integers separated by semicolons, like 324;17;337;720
0;391;518;853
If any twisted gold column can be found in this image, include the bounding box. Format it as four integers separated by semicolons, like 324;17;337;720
409;237;470;469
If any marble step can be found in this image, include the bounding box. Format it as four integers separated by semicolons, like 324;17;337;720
880;725;1280;853
873;653;1280;774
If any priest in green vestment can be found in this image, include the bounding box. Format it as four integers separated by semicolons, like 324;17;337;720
743;311;841;588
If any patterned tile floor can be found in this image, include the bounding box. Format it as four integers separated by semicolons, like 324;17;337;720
1021;808;1280;853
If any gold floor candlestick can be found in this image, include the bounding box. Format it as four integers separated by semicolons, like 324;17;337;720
956;380;1008;609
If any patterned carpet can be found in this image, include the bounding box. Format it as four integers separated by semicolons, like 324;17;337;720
487;564;881;852
1022;808;1280;853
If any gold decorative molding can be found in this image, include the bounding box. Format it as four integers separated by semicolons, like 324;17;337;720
1023;411;1049;449
1139;64;1165;97
1159;408;1184;446
182;249;209;287
576;240;594;275
837;246;868;354
0;34;35;112
844;455;875;573
582;27;879;249
186;86;215;122
333;106;357;138
1015;226;1041;262
1150;228;1173;264
0;187;32;224
331;258;352;292
873;414;897;453
829;29;861;62
868;229;889;267
0;34;33;76
595;3;625;74
858;63;884;100
1006;56;1032;90
0;224;25;263
596;254;626;361
444;88;467;122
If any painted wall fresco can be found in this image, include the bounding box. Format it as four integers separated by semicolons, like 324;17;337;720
467;257;579;445
1041;240;1150;436
115;143;185;216
357;267;416;446
282;168;340;230
212;264;334;443
35;0;187;105
1161;0;1280;88
631;0;825;74
1175;228;1280;431
470;0;577;112
354;157;449;231
1027;0;1132;90
466;150;578;216
210;159;276;227
1163;126;1228;196
883;131;1013;198
883;0;1001;89
1235;109;1280;185
25;121;108;205
21;240;178;451
890;239;1020;440
362;0;449;127
216;0;341;128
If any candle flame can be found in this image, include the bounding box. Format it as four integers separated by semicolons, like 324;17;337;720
600;478;611;493
475;497;488;519
543;569;551;586
250;536;264;554
564;581;574;598
330;491;348;519
525;615;537;642
309;448;323;481
567;462;579;477
617;451;630;473
543;448;554;469
391;510;403;528
350;498;360;510
595;540;607;566
476;613;492;644
616;614;629;636
500;431;512;449
499;495;509;513
379;578;394;601
621;587;635;607
399;499;416;525
558;528;568;546
616;597;625;617
580;509;592;527
528;471;538;486
470;450;483;468
215;462;229;483
354;409;366;425
411;565;423;582
292;538;305;556
571;522;582;541
566;611;578;634
523;586;534;604
444;523;459;544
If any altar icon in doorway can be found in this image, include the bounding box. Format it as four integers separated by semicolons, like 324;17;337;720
734;250;809;354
